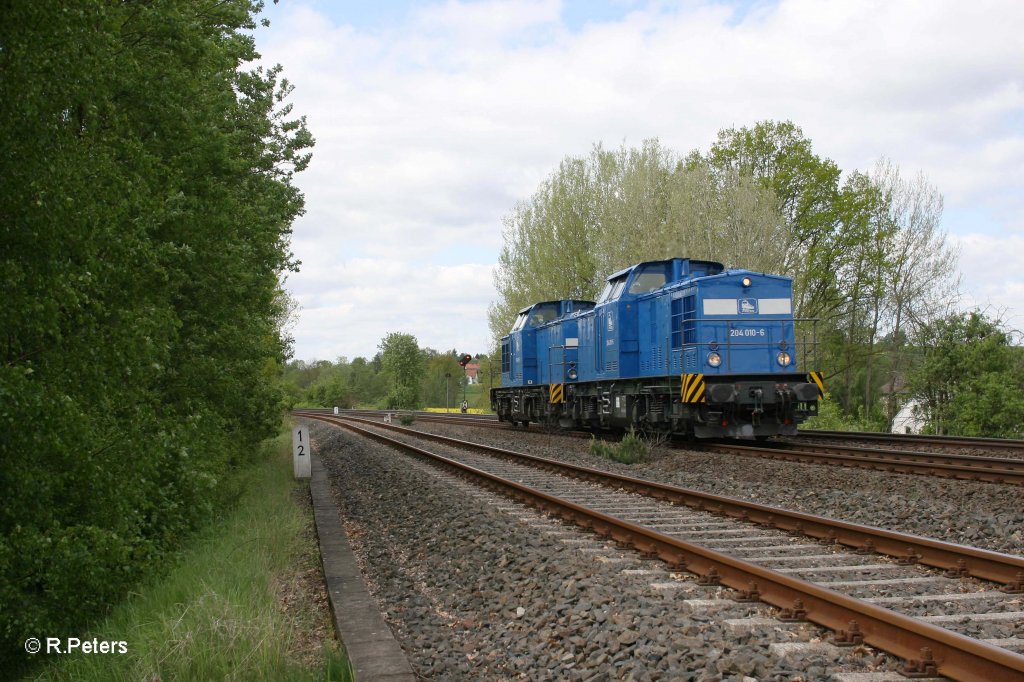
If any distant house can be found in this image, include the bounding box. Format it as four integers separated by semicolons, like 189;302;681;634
465;362;480;384
891;399;926;434
881;374;926;434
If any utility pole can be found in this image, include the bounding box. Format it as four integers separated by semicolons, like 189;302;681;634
445;372;451;413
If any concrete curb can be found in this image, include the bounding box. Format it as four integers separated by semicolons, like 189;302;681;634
310;455;416;681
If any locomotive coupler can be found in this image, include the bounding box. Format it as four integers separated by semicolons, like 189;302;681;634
749;387;764;426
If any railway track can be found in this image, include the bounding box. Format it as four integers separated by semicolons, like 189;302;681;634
296;410;1024;681
315;409;1024;485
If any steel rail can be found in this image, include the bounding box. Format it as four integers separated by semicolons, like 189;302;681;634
301;412;1024;681
705;442;1024;485
799;429;1024;452
767;440;1024;469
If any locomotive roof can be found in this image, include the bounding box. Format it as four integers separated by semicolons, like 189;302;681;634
605;258;726;281
516;299;595;315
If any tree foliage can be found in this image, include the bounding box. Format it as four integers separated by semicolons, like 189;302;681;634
0;1;312;672
378;332;424;409
908;312;1024;437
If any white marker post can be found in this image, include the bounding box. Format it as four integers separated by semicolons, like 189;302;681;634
333;406;339;415
292;425;311;479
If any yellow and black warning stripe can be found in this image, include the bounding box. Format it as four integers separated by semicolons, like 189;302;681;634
681;373;706;403
549;383;565;404
807;371;825;398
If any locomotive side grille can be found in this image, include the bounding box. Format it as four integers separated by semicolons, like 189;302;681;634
642;345;663;372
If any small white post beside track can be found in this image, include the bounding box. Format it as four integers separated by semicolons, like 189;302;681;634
292;425;312;479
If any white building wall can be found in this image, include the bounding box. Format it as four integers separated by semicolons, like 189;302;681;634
891;399;926;434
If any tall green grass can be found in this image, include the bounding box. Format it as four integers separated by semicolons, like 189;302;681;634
29;430;351;681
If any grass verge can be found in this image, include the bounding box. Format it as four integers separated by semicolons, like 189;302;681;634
29;427;351;681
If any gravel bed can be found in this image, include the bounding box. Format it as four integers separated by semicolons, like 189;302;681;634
306;420;898;681
338;420;1023;645
405;420;1024;557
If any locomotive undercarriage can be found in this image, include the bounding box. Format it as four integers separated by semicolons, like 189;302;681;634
492;374;820;439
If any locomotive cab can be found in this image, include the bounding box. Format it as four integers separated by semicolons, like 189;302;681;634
493;299;594;425
667;269;822;438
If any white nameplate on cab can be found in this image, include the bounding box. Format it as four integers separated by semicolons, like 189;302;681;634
292;426;312;479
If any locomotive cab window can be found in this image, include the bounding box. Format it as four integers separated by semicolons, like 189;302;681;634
528;303;558;327
597;276;627;304
628;265;667;295
511;312;528;332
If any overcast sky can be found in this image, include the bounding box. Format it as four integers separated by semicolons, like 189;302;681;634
254;0;1024;362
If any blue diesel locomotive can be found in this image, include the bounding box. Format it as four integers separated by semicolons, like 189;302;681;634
491;257;824;439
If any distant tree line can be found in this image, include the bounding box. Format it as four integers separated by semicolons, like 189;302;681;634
0;1;312;672
284;332;499;411
490;121;1022;437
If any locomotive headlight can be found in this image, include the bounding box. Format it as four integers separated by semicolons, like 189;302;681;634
567;368;578;380
707;351;722;367
742;276;752;287
776;351;792;366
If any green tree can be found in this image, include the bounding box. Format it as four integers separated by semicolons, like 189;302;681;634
701;120;844;319
420;350;464;409
378;333;423;409
0;1;312;672
305;363;356;409
348;356;388;406
664;159;789;274
489;153;604;338
870;158;959;423
908;312;1024;437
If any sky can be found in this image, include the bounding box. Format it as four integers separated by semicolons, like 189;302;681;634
253;0;1024;362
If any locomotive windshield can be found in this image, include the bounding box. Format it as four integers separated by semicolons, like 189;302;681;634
511;312;528;332
597;276;627;303
527;303;559;327
628;264;668;295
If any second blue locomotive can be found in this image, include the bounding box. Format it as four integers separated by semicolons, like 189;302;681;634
492;257;823;439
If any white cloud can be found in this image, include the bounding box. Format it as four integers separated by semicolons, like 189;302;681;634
257;0;1024;359
292;259;497;360
951;233;1024;329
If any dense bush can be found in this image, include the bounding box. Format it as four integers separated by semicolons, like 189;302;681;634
0;1;312;674
590;429;649;464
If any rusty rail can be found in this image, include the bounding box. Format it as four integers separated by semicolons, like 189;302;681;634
706;441;1024;485
799;429;1024;452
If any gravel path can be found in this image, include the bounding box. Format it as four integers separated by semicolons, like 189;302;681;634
307;420;916;681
